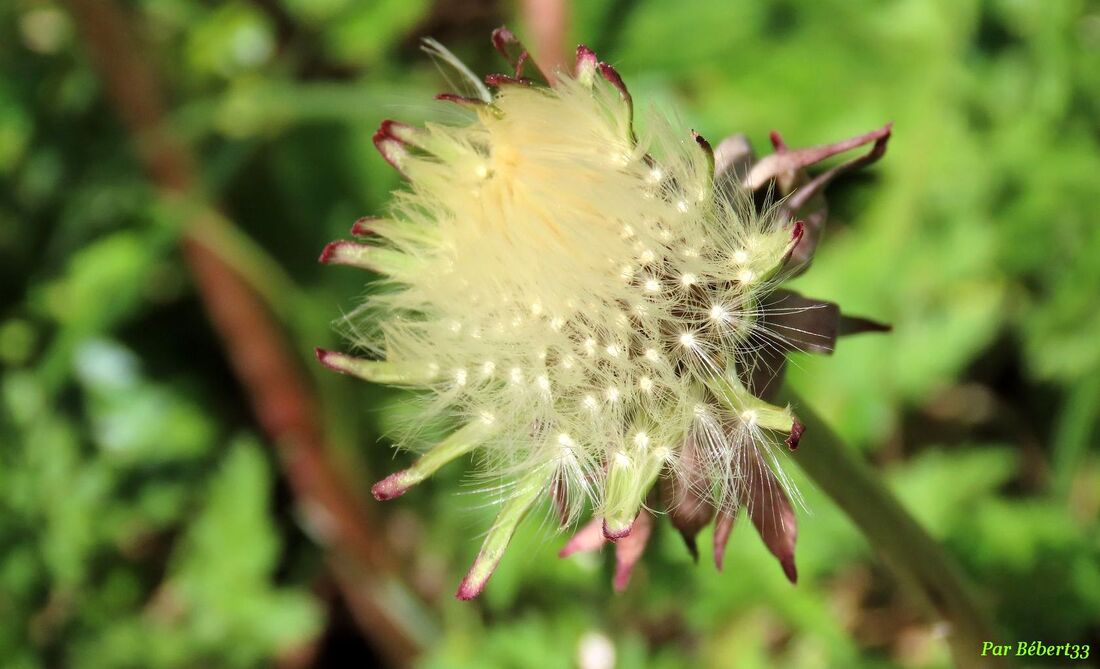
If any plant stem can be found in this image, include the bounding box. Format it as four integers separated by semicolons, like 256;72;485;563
1052;374;1100;496
781;388;1006;668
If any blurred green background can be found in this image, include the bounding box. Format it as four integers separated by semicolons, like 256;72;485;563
2;0;1098;667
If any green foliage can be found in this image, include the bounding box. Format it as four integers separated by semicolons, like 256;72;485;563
0;339;320;667
68;438;322;669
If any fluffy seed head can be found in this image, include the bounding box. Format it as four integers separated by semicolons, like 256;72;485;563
320;31;892;599
360;71;791;499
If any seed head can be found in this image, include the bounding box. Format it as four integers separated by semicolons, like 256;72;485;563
318;28;892;599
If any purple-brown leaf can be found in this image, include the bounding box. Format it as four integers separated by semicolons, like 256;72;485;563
741;448;798;584
613;510;654;592
559;517;606;557
661;436;715;561
713;507;737;571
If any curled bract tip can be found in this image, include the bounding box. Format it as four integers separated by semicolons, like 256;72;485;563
602;517;635;541
713;509;736;571
484;73;532;88
317;241;371;269
489;26;548;83
350;216;379;237
372;120;411;174
786;420;805;451
455;574;484;601
597;62;630;103
314;347;359;375
781;556;798;585
692;130;712;152
317;242;338;264
790;219;805;242
371;471;410;501
435;92;487;108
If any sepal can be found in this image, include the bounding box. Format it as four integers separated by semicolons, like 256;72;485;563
318;240;414;276
741;449;798;584
370;420;495;501
602;441;668;540
713;507;737;571
314;348;436;385
559;517;607;557
661;436;714;561
456;469;550;599
372;120;412;174
490;26;550;84
574;45;598;85
613;510;653;592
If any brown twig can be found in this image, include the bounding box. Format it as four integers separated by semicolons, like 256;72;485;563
521;0;569;77
64;0;420;665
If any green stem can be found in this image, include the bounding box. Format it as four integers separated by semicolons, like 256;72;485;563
780;388;1005;669
1052;374;1100;495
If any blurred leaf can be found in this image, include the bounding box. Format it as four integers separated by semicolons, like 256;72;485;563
167;437;321;659
888;446;1018;535
0;81;32;174
185;2;275;79
322;0;431;67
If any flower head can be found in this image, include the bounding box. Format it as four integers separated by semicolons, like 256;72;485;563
318;28;891;599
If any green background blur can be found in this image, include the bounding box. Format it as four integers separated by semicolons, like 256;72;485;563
2;0;1098;667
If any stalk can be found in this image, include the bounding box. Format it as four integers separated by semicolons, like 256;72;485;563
780;388;1005;668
